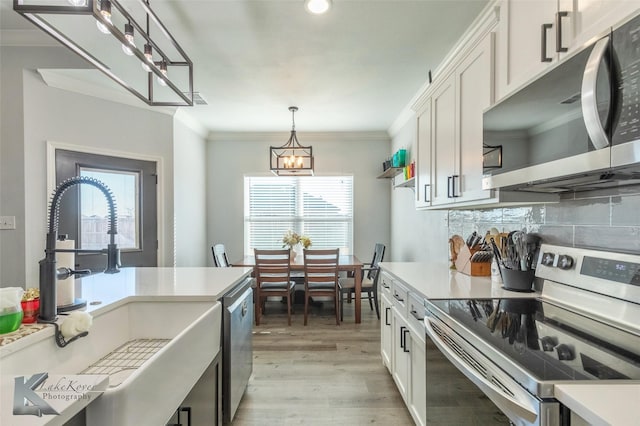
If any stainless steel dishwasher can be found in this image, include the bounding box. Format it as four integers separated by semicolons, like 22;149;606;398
222;277;253;424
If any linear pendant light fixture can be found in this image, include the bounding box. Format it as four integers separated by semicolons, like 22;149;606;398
270;107;314;176
13;0;194;107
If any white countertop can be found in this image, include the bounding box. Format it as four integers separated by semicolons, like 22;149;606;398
554;383;640;425
0;266;252;425
76;266;254;315
379;261;540;299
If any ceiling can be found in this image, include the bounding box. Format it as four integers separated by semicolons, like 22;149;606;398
1;0;490;133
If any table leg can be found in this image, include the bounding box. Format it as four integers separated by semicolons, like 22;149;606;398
354;265;361;324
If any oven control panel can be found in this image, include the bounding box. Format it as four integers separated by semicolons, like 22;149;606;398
581;256;640;286
536;244;640;302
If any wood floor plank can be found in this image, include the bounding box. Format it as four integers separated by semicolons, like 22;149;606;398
232;300;414;425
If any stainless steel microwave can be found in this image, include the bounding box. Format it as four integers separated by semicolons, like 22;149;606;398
482;12;640;193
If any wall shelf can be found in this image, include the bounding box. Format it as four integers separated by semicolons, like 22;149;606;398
395;177;415;189
377;167;403;179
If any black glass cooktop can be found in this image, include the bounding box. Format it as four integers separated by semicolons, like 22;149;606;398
428;298;640;382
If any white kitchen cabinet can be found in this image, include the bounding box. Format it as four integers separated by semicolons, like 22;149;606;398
430;73;456;206
380;272;427;426
496;0;559;99
391;305;410;399
380;279;393;371
430;33;495;206
496;0;640;100
415;98;432;208
407;294;427;426
455;33;495;204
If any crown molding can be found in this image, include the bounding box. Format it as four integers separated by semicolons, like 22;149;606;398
207;131;390;143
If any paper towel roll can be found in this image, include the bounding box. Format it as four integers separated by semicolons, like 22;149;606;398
56;239;75;307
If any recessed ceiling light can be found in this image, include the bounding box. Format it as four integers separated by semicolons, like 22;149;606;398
305;0;332;15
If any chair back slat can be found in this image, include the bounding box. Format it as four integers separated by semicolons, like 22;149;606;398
304;249;339;286
254;249;291;286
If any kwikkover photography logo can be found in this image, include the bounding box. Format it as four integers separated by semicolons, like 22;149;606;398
13;373;108;417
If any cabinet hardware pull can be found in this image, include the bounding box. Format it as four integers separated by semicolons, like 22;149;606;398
403;328;411;353
385;307;391;326
556;11;568;53
451;175;460;198
410;309;425;322
424;184;431;203
447;176;452;198
400;326;406;349
541;23;553;62
393;293;404;302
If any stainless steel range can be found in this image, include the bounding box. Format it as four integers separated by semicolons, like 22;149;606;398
424;244;640;425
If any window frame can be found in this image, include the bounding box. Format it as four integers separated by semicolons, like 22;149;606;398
243;175;354;255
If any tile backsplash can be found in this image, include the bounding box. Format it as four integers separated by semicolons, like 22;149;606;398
448;185;640;254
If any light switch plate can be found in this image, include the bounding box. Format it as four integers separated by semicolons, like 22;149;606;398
0;216;16;230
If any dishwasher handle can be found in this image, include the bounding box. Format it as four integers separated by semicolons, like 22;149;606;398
424;317;538;424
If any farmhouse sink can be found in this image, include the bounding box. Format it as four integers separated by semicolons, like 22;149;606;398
85;300;222;425
0;300;221;426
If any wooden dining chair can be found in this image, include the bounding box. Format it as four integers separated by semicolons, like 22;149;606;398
303;248;340;326
253;249;296;326
339;243;385;321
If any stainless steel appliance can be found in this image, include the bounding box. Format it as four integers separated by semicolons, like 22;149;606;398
482;11;640;193
222;277;253;424
424;244;640;425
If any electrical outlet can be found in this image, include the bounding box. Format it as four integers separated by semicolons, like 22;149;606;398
0;216;16;230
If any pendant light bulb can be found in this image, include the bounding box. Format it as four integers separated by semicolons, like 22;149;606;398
157;60;168;86
141;44;153;72
67;0;87;6
96;0;112;34
121;22;135;56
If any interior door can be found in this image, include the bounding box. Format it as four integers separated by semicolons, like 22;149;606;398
55;149;158;272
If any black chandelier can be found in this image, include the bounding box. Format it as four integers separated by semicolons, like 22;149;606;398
270;107;314;176
13;0;193;107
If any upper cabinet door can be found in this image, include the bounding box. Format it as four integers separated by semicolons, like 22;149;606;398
415;99;432;209
496;0;559;100
430;74;457;206
455;33;495;204
563;0;640;54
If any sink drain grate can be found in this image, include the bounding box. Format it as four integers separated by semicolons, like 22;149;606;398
81;338;170;386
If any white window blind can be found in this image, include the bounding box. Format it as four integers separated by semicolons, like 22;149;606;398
244;176;353;254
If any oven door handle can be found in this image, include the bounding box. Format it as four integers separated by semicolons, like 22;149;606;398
424;317;538;424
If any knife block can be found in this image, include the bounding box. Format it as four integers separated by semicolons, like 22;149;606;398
454;245;491;277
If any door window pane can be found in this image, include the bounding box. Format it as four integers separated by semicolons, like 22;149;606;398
79;168;140;250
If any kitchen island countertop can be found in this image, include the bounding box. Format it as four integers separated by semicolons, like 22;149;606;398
0;266;253;426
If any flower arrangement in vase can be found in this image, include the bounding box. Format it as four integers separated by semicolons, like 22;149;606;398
282;230;312;260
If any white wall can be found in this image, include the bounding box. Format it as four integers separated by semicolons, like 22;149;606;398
173;112;208;266
206;132;391;264
389;117;449;265
0;46;88;287
0;46;176;286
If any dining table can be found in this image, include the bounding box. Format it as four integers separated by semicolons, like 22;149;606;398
232;254;365;323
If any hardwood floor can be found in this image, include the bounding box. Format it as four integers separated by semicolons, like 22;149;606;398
232;298;414;425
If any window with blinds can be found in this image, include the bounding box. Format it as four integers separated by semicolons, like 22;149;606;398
244;176;354;254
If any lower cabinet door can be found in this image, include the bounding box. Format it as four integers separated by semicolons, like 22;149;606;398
409;329;426;426
380;293;393;371
391;308;410;400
